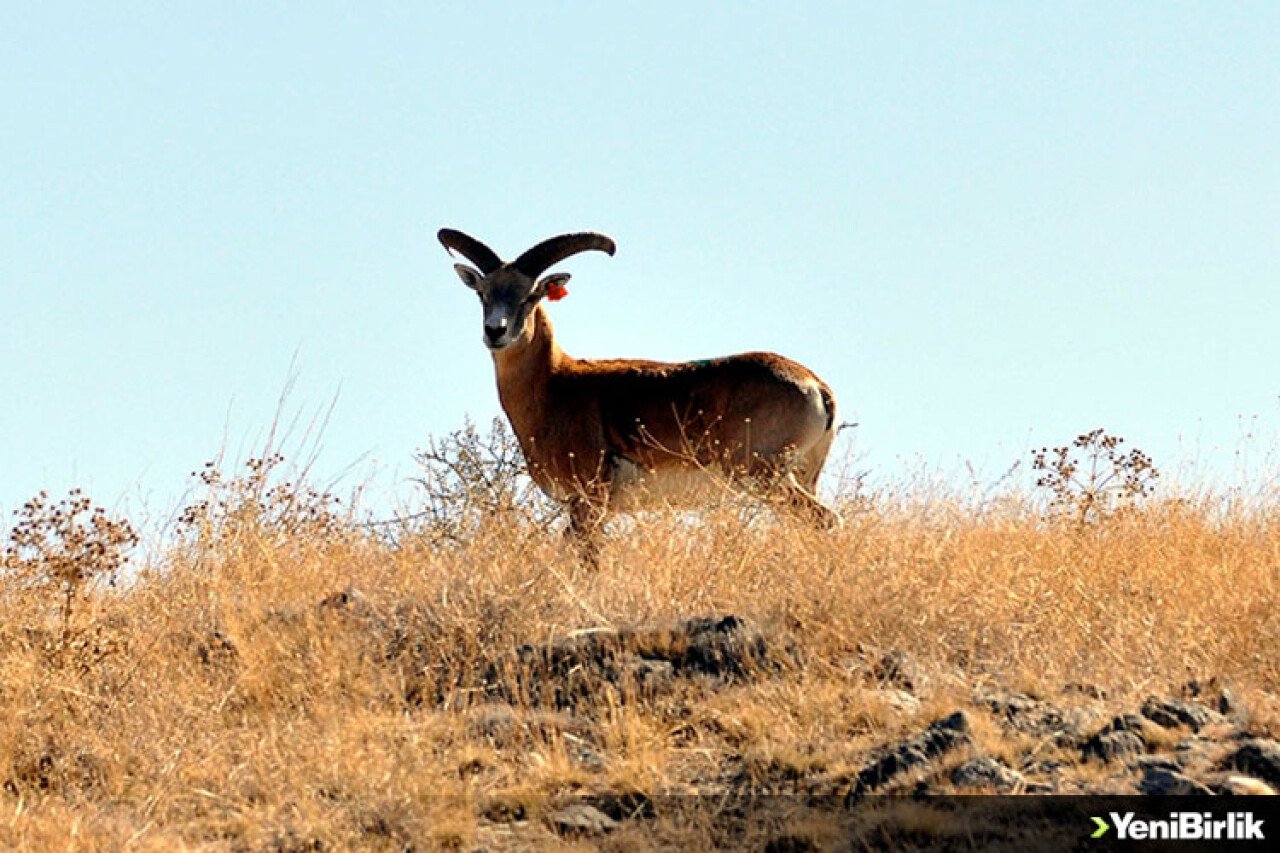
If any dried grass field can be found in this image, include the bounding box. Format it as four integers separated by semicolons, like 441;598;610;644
2;425;1278;850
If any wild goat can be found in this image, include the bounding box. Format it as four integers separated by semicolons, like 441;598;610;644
439;228;838;560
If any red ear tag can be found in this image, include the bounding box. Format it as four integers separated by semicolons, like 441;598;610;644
546;282;569;301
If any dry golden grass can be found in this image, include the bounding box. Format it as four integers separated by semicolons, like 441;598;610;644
1;444;1278;850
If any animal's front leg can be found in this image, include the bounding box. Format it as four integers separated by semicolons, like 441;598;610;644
565;496;608;568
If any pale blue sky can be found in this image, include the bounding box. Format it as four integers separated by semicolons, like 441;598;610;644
3;2;1278;522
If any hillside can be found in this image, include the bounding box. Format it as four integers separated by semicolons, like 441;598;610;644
1;428;1278;850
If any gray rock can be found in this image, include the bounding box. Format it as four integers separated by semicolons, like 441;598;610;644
950;756;1025;792
547;804;619;836
1082;730;1145;763
977;687;1038;718
679;614;774;678
1138;766;1213;796
1221;739;1280;786
976;687;1098;745
492;614;774;708
1050;706;1108;748
1141;697;1225;732
1174;736;1214;765
1134;755;1182;773
1104;713;1150;734
852;711;971;794
626;657;675;693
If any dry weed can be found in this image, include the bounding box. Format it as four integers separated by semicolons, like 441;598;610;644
0;423;1276;848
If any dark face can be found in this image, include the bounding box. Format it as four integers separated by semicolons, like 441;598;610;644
454;264;569;351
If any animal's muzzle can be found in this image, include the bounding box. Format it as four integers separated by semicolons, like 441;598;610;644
483;321;508;345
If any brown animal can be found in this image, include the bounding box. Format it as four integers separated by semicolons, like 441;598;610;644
439;228;838;561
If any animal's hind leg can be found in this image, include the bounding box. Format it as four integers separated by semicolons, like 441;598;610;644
779;421;839;528
780;472;840;529
748;452;839;530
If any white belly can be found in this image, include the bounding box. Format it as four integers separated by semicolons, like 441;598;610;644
607;457;734;511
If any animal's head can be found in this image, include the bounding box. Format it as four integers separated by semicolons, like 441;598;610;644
439;229;616;351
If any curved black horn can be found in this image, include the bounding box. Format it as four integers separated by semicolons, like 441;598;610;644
438;228;503;275
513;232;616;278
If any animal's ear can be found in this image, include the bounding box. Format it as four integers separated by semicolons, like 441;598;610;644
536;273;571;302
453;263;484;291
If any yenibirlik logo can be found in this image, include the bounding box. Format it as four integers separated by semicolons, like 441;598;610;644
1091;811;1265;841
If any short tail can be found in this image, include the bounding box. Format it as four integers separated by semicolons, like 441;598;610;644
818;383;836;432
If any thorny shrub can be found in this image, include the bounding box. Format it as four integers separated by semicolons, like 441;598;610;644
176;452;350;545
408;417;559;545
1;489;138;637
1032;428;1160;526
